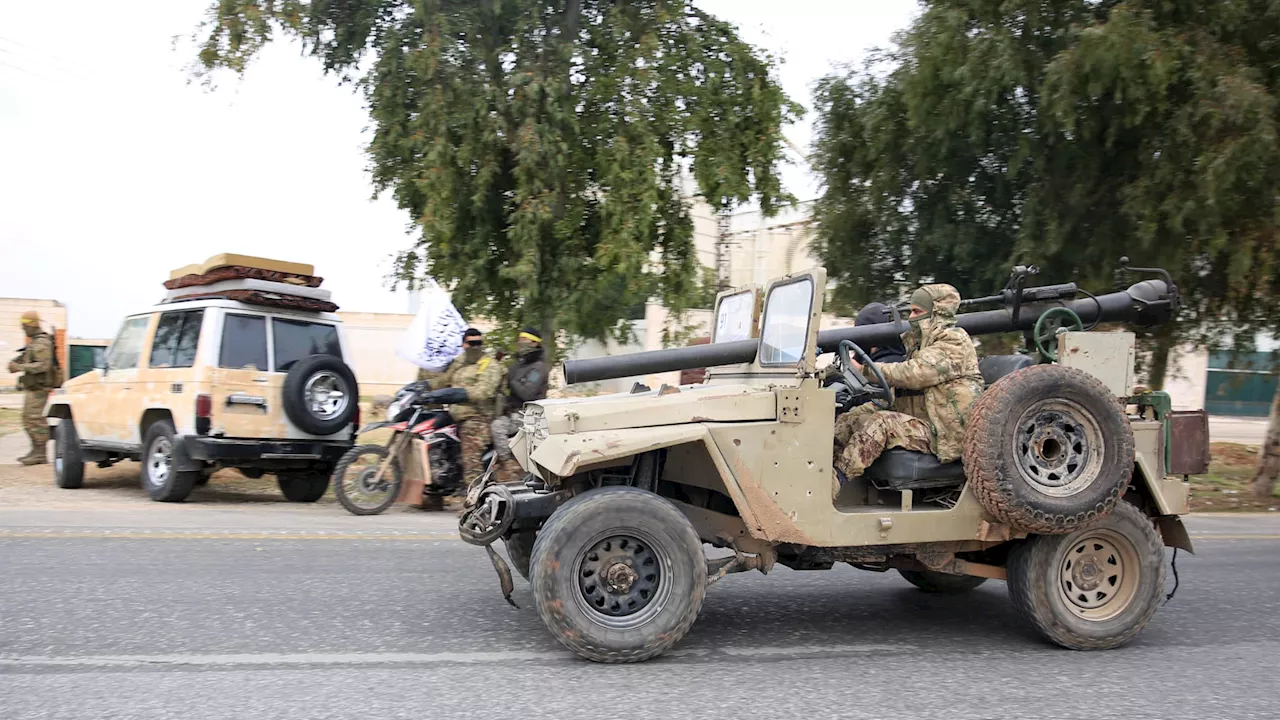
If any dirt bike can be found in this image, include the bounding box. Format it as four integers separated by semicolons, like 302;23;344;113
333;381;493;515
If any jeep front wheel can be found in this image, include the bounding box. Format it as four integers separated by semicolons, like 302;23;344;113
1007;501;1165;650
530;487;707;663
53;420;86;489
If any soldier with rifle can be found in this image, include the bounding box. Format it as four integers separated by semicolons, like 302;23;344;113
9;311;57;465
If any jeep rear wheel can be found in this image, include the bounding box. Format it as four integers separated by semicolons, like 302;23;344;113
530;487;706;663
277;471;330;502
141;420;199;503
1007;501;1165;650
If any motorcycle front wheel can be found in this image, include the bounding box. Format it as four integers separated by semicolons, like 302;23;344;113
333;444;403;516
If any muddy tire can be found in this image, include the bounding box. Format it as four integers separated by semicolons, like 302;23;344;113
504;531;537;581
898;569;987;594
964;364;1134;534
1007;501;1165;650
333;445;402;516
277;471;330;502
140;420;199;503
530;486;707;663
53;420;85;489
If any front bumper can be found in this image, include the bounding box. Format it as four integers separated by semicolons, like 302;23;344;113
172;435;352;471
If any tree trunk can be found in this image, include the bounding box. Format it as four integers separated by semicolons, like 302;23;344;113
1251;383;1280;499
1145;329;1176;390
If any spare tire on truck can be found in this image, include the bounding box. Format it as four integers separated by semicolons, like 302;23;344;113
963;364;1134;535
282;354;359;436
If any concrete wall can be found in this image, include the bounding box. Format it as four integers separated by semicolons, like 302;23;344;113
1162;344;1209;411
336;311;420;397
0;298;67;390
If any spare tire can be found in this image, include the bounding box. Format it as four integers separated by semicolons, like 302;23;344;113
282;354;359;436
964;364;1133;535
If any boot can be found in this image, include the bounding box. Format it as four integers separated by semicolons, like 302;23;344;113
20;453;47;466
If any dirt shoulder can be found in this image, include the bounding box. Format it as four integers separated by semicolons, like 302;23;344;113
1192;443;1278;512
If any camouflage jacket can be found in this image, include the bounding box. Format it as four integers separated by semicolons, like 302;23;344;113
437;351;507;421
14;333;56;390
856;284;984;462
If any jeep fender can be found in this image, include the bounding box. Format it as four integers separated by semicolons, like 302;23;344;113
528;424;768;535
530;425;710;478
1133;454;1194;553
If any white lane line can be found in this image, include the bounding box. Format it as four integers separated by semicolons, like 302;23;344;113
0;644;913;669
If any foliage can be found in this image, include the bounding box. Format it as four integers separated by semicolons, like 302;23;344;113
193;0;800;355
811;0;1280;369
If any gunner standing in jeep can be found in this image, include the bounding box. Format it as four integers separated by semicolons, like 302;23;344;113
833;284;985;480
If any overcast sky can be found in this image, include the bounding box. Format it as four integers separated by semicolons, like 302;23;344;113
0;1;918;339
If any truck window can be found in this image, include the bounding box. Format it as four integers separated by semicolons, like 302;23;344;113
149;310;204;369
219;314;268;371
272;318;342;372
106;316;151;370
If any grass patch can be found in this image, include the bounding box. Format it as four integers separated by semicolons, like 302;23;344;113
1190;443;1280;512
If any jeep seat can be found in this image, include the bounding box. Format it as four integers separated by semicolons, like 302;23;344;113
860;355;1034;491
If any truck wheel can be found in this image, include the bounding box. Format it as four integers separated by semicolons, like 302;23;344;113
530;486;707;663
141;420;200;502
53;420;86;489
964;364;1134;534
277;471;330;502
281;355;359;436
898;569;987;594
504;531;537;581
1007;501;1165;650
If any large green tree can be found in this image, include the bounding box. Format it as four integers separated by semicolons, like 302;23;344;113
194;0;798;353
811;0;1280;496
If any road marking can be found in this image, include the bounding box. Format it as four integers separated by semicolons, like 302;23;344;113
1188;534;1280;540
0;530;462;540
0;643;913;670
0;530;1277;542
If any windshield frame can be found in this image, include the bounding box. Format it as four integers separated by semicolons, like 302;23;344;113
757;275;817;368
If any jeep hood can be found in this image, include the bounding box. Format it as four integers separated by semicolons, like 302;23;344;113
530;384;777;434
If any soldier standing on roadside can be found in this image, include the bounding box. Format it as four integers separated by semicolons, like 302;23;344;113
9;311;56;465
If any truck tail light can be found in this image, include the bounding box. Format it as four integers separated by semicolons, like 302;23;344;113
196;393;212;435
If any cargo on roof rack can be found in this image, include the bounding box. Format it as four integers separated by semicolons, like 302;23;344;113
165;253;323;291
162;255;336;312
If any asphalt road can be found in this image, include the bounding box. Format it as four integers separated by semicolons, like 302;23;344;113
2;510;1279;720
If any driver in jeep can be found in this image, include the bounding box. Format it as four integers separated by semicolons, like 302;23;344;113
833;284;985;481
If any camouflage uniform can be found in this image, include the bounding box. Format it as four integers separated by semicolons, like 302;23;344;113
833;284;985;479
438;351;506;481
490;346;549;481
9;325;55;465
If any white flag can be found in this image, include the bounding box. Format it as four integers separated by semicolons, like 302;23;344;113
396;280;469;372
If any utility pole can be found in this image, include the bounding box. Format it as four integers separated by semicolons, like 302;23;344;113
715;208;733;292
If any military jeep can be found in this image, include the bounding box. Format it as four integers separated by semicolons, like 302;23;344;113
459;264;1206;664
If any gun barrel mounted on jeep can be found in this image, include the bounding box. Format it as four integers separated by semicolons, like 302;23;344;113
563;278;1177;385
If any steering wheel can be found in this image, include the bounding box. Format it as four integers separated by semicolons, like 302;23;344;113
837;340;895;411
1033;307;1084;361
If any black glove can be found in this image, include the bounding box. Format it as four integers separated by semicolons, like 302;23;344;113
424;387;469;405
